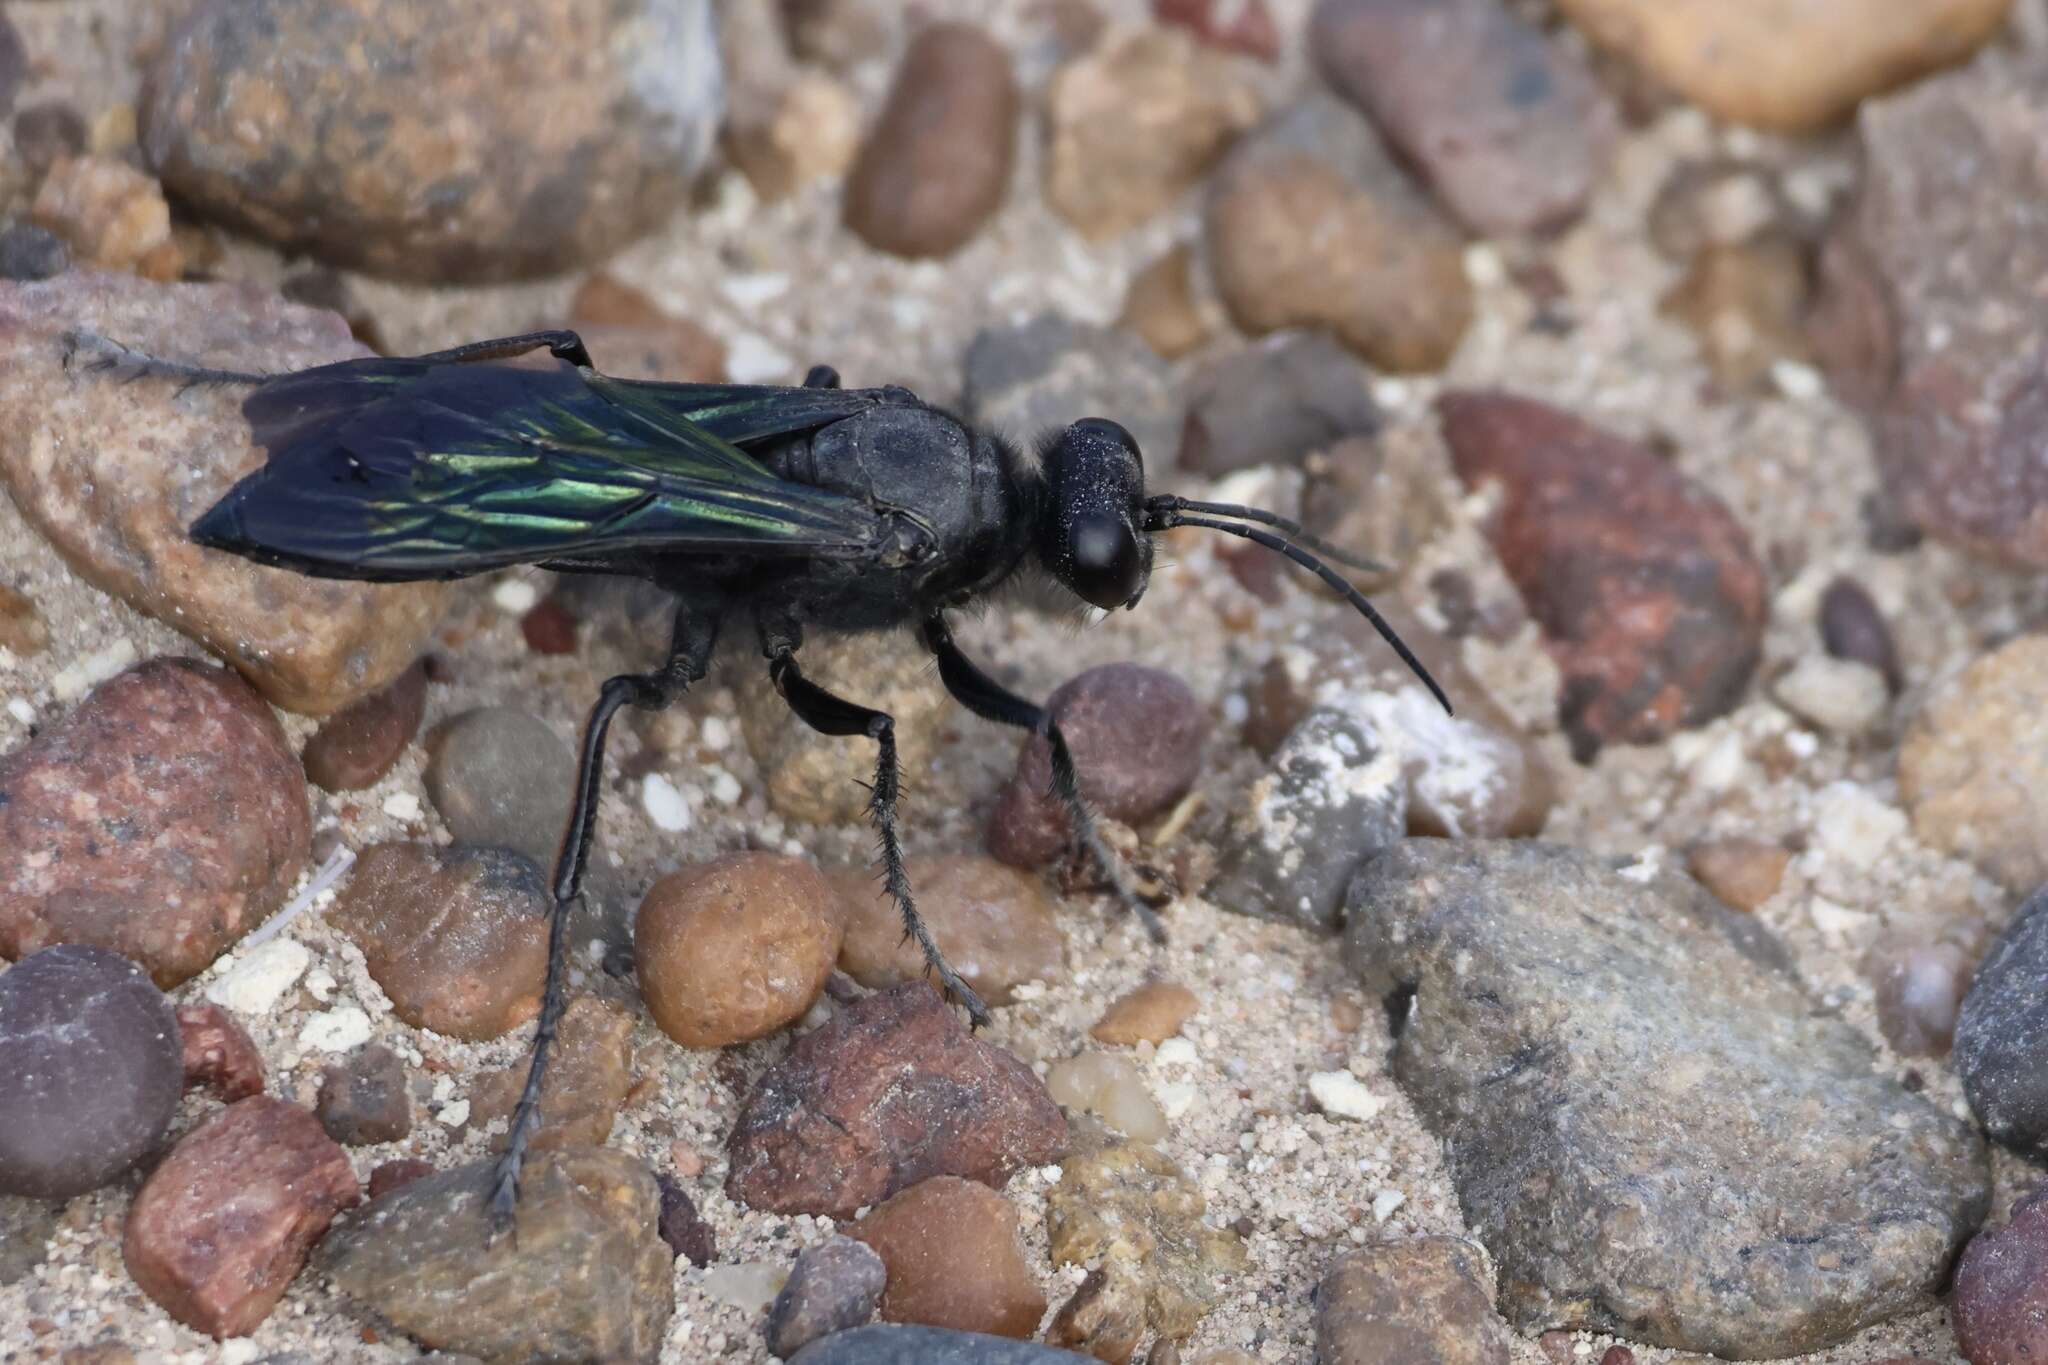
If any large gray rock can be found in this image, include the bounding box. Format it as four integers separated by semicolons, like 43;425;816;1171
1954;886;2048;1160
1343;840;1990;1358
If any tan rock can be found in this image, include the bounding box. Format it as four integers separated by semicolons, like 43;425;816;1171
728;70;862;202
470;997;633;1151
1090;980;1199;1045
0;272;445;714
1686;838;1790;912
31;157;176;278
1554;0;2013;133
851;1176;1046;1338
833;854;1066;1006
1120;244;1218;360
1900;634;2048;892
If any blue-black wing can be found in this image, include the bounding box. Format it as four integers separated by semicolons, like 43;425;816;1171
190;357;898;581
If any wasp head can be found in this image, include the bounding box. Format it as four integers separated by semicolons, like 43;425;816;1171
1039;418;1153;611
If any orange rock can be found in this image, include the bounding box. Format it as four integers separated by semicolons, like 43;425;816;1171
851;1176;1046;1338
1090;980;1199;1045
1686;838;1790;912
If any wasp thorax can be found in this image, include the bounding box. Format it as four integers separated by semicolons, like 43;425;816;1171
1040;419;1151;610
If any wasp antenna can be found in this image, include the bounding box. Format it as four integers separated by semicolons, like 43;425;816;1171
1163;511;1453;715
1146;496;1392;576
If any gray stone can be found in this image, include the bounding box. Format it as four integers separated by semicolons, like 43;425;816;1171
423;708;575;868
766;1235;887;1357
316;1148;673;1364
1343;840;1991;1357
1955;887;2048;1160
1178;331;1380;478
1210;706;1406;929
789;1325;1093;1364
960;313;1178;475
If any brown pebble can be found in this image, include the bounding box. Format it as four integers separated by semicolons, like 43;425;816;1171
469;997;632;1152
657;1172;718;1267
725;982;1066;1218
843;24;1016;259
0;659;311;988
1819;577;1902;695
833;854;1064;1006
518;598;579;656
123;1097;359;1338
300;658;429;793
317;1044;412;1146
636;852;844;1048
850;1176;1046;1338
1120;244;1216;360
328;843;548;1041
1686;839;1789;912
569;274;727;384
1866;937;1972;1059
367;1158;435;1200
175;1004;264;1102
1659;236;1813;393
0;582;47;656
1153;0;1279;61
31;156;176;277
1598;1348;1635;1365
1090;980;1199;1045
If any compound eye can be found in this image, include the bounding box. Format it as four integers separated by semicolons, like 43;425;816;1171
1068;511;1143;609
1070;417;1141;467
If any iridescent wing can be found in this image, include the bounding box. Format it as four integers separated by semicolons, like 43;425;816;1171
191;357;896;581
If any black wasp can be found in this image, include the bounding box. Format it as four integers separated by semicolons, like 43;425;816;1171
169;328;1448;1230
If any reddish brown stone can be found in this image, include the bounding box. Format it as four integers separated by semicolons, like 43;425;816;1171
843;24;1017;259
833;854;1065;1006
1953;1185;2048;1364
0;659;311;987
1686;838;1790;913
987;664;1210;867
518;598;579;656
1439;393;1766;760
725;982;1066;1218
0;582;47;656
367;1157;436;1200
850;1176;1046;1337
568;275;727;384
176;1003;264;1101
123;1097;359;1338
300;658;428;793
317;1045;412;1146
1154;0;1279;61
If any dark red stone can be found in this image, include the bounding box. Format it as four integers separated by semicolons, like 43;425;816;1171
176;1003;264;1101
301;658;428;793
519;597;579;655
656;1172;716;1266
367;1157;436;1200
1953;1185;2048;1364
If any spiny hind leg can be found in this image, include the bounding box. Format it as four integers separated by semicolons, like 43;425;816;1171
59;330;266;389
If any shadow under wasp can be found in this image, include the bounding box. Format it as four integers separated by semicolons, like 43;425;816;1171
89;327;1450;1232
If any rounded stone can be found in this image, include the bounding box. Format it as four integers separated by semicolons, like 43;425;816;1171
849;1176;1046;1338
833;855;1065;1007
301;658;428;793
1954;888;2048;1159
636;852;844;1047
0;945;182;1198
1090;980;1199;1046
422;708;575;870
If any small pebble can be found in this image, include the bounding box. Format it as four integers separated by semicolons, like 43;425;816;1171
843;23;1016;259
1045;1051;1168;1143
0;222;69;282
1091;980;1199;1046
1119;244;1218;360
318;1044;412;1146
1951;1184;2048;1363
1867;937;1972;1059
30;155;177;277
727;70;862;203
422;707;575;869
123;1097;359;1338
1900;635;2048;893
1774;655;1887;734
1819;576;1903;694
176;1003;264;1101
518;597;579;655
367;1158;436;1201
1660;236;1814;393
0;946;182;1198
1646;159;1795;262
205;939;311;1016
766;1235;888;1357
329;843;549;1041
851;1176;1046;1338
1954;887;2048;1159
657;1173;718;1267
1685;838;1790;912
1316;1236;1515;1365
834;854;1064;1007
469;997;632;1152
1308;1071;1387;1122
301;658;429;793
300;1005;373;1053
0;582;46;656
641;772;692;832
637;852;843;1047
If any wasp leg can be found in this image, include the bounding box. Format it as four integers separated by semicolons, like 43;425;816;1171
410;329;596;370
487;606;718;1242
765;637;990;1029
920;614;1167;944
59;330;266;388
802;365;841;390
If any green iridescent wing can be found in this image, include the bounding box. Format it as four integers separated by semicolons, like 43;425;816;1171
191;357;893;581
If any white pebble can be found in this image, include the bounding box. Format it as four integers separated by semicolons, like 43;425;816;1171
727;333;795;384
205;938;311;1015
6;697;34;725
1045;1052;1168;1143
381;791;423;822
701;1262;789;1314
491;577;540;614
218;1342;261;1365
50;638;137;701
1773;655;1887;735
1308;1071;1387;1122
1809;896;1876;947
437;1099;471;1127
641;772;692;832
303;967;336;1003
720;272;790;309
708;768;743;805
299;1004;372;1053
1771;359;1826;401
1156;1081;1200;1120
1154;1037;1199;1068
699;716;731;751
1811;782;1908;870
1371;1188;1407;1222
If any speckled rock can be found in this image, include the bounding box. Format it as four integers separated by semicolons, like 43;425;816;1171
637;852;843;1046
469;996;633;1153
843;23;1016;259
1206;93;1472;373
176;1002;264;1102
960;313;1179;479
317;1044;411;1146
767;1235;888;1358
1047;1141;1248;1348
0;659;310;987
987;664;1209;867
1311;0;1616;236
726;982;1066;1218
834;855;1065;1007
123;1097;359;1338
1210;705;1406;930
0;272;445;714
328;842;549;1041
737;632;948;826
1344;840;1991;1356
1090;980;1198;1046
1177;332;1379;478
1154;0;1279;61
790;1327;1095;1364
422;708;575;869
141;0;723;282
0;945;181;1198
851;1176;1046;1338
1315;1238;1514;1365
301;659;428;793
1952;1184;2048;1365
1900;635;2048;894
1955;889;2048;1160
1552;0;2013;133
1439;392;1765;760
1814;49;2048;569
29;156;177;278
317;1148;673;1364
1044;24;1260;241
